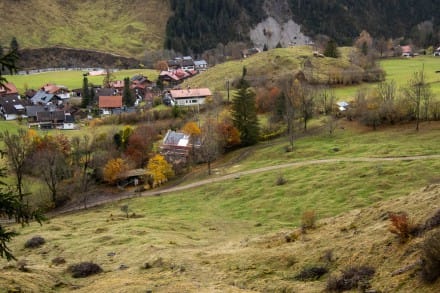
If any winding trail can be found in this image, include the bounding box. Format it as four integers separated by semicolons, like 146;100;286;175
53;154;440;215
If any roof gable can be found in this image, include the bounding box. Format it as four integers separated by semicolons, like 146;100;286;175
169;88;212;99
99;96;123;108
0;82;18;95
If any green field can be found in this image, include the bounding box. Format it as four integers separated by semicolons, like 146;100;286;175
5;69;159;93
334;55;440;100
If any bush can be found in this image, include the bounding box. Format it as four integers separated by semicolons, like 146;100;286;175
51;257;66;265
388;212;418;243
276;174;287;186
67;262;103;278
326;265;375;292
301;210;317;230
421;229;440;283
423;209;440;232
24;236;46;249
294;265;328;281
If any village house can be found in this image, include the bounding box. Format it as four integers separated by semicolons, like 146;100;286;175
400;45;413;57
168;88;212;106
30;83;70;106
98;95;123;115
160;129;201;166
26;105;75;129
0;82;28;120
0;96;27;120
194;59;208;71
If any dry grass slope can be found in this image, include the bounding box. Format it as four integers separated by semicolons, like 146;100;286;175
0;0;170;57
1;183;440;291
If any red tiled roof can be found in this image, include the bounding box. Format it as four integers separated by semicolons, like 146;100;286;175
170;88;212;99
0;82;18;95
98;96;123;108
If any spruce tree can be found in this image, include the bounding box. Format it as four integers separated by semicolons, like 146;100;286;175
231;67;259;146
324;39;339;58
122;77;134;106
81;76;90;108
10;37;19;52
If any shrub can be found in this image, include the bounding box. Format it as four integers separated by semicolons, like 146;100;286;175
67;262;103;278
301;210;317;231
388;212;418;243
52;257;66;265
326;265;375;292
276;174;287;186
294;265;328;281
24;236;46;249
420;229;440;283
423;209;440;232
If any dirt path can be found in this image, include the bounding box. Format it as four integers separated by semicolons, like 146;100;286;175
55;154;440;215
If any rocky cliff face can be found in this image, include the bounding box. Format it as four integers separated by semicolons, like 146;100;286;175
249;0;311;49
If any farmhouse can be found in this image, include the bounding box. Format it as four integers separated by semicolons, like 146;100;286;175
0;96;27;120
98;95;123;115
26;105;75;129
160;129;201;165
169;88;212;106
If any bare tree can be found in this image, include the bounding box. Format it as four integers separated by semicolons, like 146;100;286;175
71;135;95;208
405;68;432;131
200;117;220;175
31;143;70;207
0;129;33;202
280;76;297;150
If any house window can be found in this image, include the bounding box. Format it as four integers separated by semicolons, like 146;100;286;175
192;100;197;103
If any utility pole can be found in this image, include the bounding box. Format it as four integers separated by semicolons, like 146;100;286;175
226;79;230;103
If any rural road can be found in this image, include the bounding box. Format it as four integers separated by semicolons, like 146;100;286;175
54;154;440;215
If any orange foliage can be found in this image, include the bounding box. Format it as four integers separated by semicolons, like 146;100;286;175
217;121;241;149
182;121;201;136
103;158;128;185
146;154;173;187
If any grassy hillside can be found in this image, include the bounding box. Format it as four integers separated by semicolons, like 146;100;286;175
185;47;440;101
4;69;159;93
0;121;439;292
0;0;170;57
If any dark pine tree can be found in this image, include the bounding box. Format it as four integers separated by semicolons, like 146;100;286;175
231;67;259;146
10;37;19;52
81;76;90;108
324;39;339;58
122;77;134;106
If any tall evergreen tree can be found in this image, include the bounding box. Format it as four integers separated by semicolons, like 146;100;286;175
10;37;19;52
122;77;134;106
81;76;90;108
231;67;259;146
324;39;339;58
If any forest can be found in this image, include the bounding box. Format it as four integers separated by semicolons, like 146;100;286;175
165;0;440;54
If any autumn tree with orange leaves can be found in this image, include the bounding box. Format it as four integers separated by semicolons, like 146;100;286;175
146;154;173;188
103;158;128;185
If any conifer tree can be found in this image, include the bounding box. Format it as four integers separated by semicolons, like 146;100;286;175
231;67;259;146
81;76;90;108
324;39;339;58
122;77;134;106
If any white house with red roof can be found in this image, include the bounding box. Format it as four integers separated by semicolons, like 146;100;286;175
169;88;212;106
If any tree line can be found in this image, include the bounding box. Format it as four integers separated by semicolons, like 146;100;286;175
165;0;440;55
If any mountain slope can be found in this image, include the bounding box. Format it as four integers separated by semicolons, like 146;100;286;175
0;0;170;57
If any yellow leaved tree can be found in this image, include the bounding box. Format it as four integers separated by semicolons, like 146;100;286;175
103;158;128;185
146;154;173;187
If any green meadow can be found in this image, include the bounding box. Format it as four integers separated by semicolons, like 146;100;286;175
5;69;159;93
